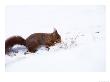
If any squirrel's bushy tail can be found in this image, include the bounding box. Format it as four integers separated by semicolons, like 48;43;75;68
5;36;26;54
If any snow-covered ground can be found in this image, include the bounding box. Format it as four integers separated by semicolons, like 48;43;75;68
5;6;105;72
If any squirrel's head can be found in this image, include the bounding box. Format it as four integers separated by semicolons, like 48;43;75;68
52;28;61;44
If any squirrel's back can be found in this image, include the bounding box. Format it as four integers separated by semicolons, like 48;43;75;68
26;29;61;52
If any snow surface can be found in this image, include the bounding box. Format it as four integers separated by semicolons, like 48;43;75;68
5;6;105;72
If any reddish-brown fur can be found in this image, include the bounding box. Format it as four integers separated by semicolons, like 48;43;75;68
5;29;61;54
5;36;26;54
26;29;61;52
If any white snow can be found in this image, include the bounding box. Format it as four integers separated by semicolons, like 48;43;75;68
5;6;105;72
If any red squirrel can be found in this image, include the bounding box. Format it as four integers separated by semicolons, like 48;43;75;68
5;28;61;54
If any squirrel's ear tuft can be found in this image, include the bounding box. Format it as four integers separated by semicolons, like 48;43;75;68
53;28;57;32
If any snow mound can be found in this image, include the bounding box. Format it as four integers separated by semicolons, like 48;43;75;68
5;31;105;72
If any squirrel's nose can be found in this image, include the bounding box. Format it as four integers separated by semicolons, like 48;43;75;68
58;40;61;43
